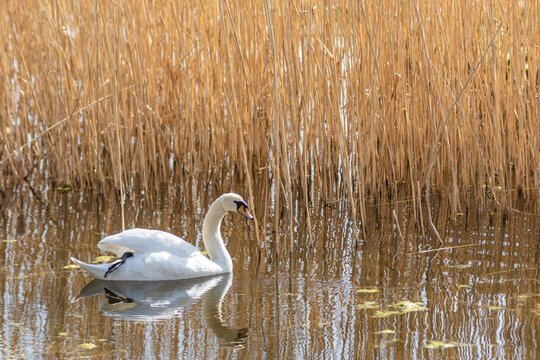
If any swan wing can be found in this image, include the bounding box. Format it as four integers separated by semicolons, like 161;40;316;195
116;251;224;280
71;251;225;281
98;228;201;258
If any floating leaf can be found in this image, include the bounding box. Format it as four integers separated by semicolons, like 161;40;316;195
58;332;69;336
63;264;80;269
68;313;83;318
357;301;379;309
318;322;328;327
92;255;116;263
375;329;395;335
392;301;427;313
283;293;298;297
357;288;379;294
456;213;465;216
57;185;72;191
1;239;17;243
425;340;458;349
458;284;472;289
79;343;96;350
448;264;471;269
487;305;506;310
481;185;501;190
372;310;399;318
201;251;208;255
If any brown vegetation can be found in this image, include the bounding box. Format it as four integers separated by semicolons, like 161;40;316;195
1;0;539;218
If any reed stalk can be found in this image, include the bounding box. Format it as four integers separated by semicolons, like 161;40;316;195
0;0;538;219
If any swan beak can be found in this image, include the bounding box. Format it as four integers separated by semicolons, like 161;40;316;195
238;206;254;220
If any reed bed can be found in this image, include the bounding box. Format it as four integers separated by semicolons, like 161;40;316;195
1;0;539;222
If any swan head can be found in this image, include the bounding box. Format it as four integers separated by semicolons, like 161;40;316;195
219;193;254;220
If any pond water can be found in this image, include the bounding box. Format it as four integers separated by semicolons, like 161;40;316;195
0;184;538;359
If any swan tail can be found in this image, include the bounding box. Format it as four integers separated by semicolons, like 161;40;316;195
70;257;108;280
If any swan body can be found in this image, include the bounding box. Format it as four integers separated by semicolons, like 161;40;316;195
70;193;253;281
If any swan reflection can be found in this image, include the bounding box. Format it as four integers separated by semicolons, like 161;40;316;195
74;273;247;348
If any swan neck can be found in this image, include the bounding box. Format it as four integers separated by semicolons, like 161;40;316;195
202;199;232;270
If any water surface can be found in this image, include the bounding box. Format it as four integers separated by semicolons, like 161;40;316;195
0;185;538;359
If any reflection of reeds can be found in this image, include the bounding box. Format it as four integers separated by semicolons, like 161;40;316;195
1;0;539;215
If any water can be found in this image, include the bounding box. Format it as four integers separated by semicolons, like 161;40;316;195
0;184;538;359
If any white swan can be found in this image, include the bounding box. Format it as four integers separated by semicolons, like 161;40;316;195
70;193;253;281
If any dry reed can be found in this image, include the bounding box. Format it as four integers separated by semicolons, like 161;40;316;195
1;0;539;223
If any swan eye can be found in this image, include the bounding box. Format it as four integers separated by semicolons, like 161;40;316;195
234;200;254;220
233;200;248;210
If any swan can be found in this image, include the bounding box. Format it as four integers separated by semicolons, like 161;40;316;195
70;193;254;281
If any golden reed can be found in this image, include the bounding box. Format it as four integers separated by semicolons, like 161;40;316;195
0;0;538;219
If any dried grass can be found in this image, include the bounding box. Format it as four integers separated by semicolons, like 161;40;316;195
1;0;539;218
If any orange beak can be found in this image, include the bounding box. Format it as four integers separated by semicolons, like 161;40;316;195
238;206;254;220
